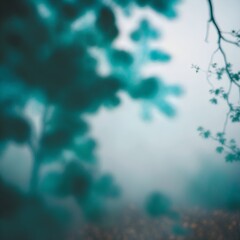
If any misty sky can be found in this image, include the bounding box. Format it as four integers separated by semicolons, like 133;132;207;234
87;0;240;201
0;0;240;203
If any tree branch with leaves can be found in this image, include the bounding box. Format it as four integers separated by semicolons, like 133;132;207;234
194;0;240;161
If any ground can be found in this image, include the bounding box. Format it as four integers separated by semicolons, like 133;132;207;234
70;206;240;240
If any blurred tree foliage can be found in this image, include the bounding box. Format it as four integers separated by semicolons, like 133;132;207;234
0;0;181;233
194;0;240;162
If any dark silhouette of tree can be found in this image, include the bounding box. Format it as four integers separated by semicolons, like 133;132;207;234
194;0;240;162
0;0;182;233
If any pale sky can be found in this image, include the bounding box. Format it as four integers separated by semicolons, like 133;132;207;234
87;0;240;201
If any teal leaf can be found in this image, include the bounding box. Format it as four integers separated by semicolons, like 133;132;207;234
216;146;224;154
149;49;171;62
226;153;235;162
210;98;218;104
203;130;211;138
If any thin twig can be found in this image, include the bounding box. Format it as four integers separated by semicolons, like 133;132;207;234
210;135;239;155
206;48;219;88
205;20;211;42
223;110;231;133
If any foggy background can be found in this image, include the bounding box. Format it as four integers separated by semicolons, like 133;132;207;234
0;0;240;205
87;0;240;202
